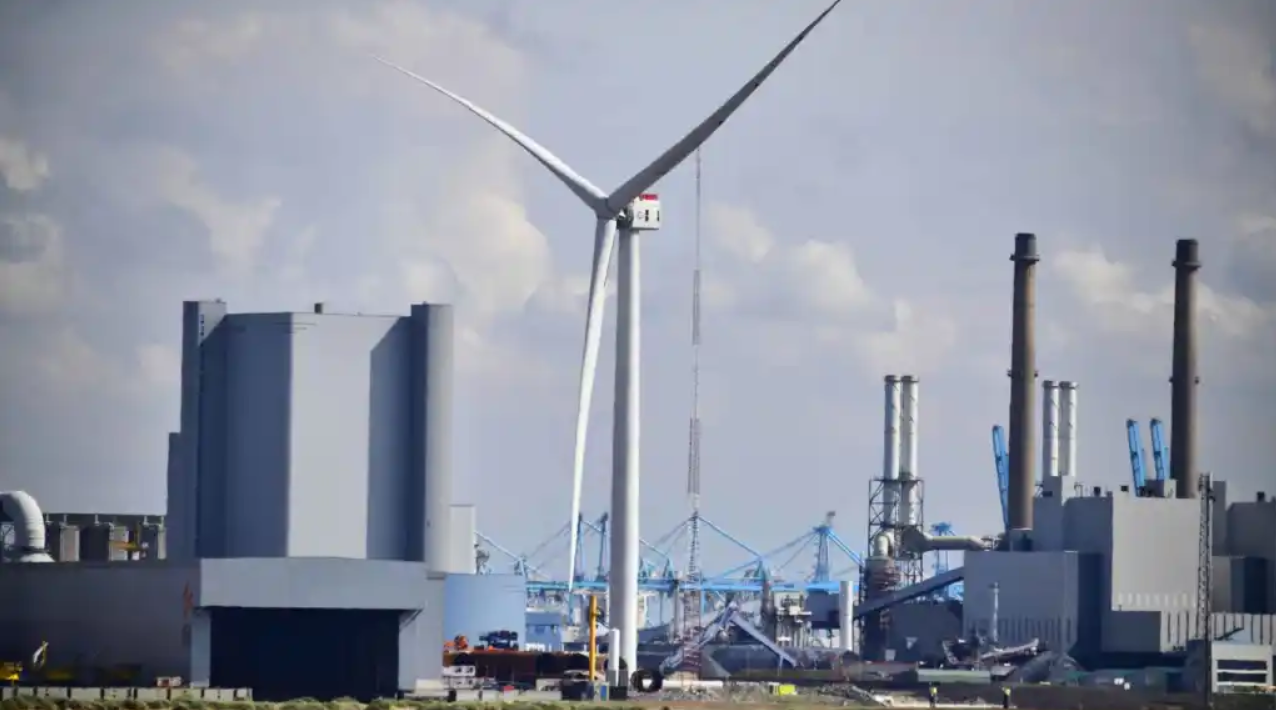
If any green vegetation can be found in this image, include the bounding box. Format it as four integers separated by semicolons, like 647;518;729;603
0;700;668;710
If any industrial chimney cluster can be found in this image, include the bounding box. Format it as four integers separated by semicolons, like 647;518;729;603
1040;380;1079;480
1003;235;1205;536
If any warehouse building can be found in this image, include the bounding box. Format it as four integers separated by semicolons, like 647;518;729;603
0;300;525;700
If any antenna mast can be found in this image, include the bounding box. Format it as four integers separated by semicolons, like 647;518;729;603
679;148;705;673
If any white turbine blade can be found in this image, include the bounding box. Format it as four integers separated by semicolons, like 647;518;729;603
566;217;618;595
372;55;609;213
605;0;843;212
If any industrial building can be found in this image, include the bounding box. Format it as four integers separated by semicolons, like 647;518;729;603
851;236;1276;675
0;301;526;700
3;234;1274;697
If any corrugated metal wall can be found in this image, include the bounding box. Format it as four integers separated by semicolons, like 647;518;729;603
443;574;525;646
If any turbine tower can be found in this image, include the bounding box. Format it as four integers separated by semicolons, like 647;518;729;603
374;0;842;678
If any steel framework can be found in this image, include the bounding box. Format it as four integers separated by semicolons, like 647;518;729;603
477;512;864;608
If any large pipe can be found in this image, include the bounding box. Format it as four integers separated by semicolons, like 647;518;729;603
610;227;641;679
839;579;856;653
1;491;53;562
899;375;919;528
1170;239;1200;499
898;526;992;554
881;375;901;530
1041;380;1059;479
1007;233;1039;531
1058;381;1078;478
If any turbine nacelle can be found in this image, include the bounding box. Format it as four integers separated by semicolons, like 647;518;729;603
618;193;662;232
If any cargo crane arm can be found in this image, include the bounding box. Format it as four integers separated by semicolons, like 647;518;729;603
991;426;1009;529
1126;419;1149;490
1149;418;1169;483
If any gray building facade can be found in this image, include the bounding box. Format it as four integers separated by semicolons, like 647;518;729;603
0;559;444;699
961;476;1276;664
170;301;454;567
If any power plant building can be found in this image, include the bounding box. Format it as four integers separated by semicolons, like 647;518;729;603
169;300;454;564
0;300;526;700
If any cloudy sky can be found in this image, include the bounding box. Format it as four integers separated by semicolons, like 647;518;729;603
1;0;1273;575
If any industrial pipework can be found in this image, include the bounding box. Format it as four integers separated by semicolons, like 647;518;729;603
1;491;53;563
898;526;991;554
1007;233;1040;532
1169;238;1200;499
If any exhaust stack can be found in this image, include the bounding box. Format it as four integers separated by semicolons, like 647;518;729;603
1007;233;1039;531
1041;380;1059;479
1059;381;1078;477
881;375;902;534
899;375;919;528
1170;239;1200;499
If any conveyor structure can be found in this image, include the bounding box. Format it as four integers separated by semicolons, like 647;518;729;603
854;566;966;619
658;601;798;673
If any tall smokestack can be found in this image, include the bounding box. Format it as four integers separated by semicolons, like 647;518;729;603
1058;382;1078;477
899;375;919;528
1008;233;1039;531
1170;239;1200;499
1041;380;1059;479
882;375;902;529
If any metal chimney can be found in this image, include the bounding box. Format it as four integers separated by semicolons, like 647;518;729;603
1041;380;1059;479
899;375;919;528
1170;239;1200;499
1007;233;1039;531
882;375;902;528
1058;382;1078;478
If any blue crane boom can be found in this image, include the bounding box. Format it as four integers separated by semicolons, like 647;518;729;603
991;425;1009;529
1126;419;1149;490
1149;418;1169;482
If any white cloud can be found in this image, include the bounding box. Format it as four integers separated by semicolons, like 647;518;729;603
705;202;958;374
709;203;775;263
0;213;67;317
852;299;961;376
146;146;282;275
706;203;875;319
1052;244;1276;380
0;137;50;192
135;344;182;389
1054;244;1273;337
388;136;554;322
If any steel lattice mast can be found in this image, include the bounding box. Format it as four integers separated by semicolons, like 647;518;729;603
679;148;705;675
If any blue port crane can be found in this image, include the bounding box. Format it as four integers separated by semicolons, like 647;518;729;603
1126;419;1150;490
1149;418;1169;483
991;425;1010;529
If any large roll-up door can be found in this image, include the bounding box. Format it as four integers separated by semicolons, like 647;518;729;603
209;608;399;700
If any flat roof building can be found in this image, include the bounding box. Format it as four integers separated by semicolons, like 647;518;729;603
169;300;454;568
0;300;483;700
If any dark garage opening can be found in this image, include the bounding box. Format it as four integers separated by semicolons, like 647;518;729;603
209;607;401;701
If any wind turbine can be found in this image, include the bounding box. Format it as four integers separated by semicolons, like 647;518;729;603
375;0;842;678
